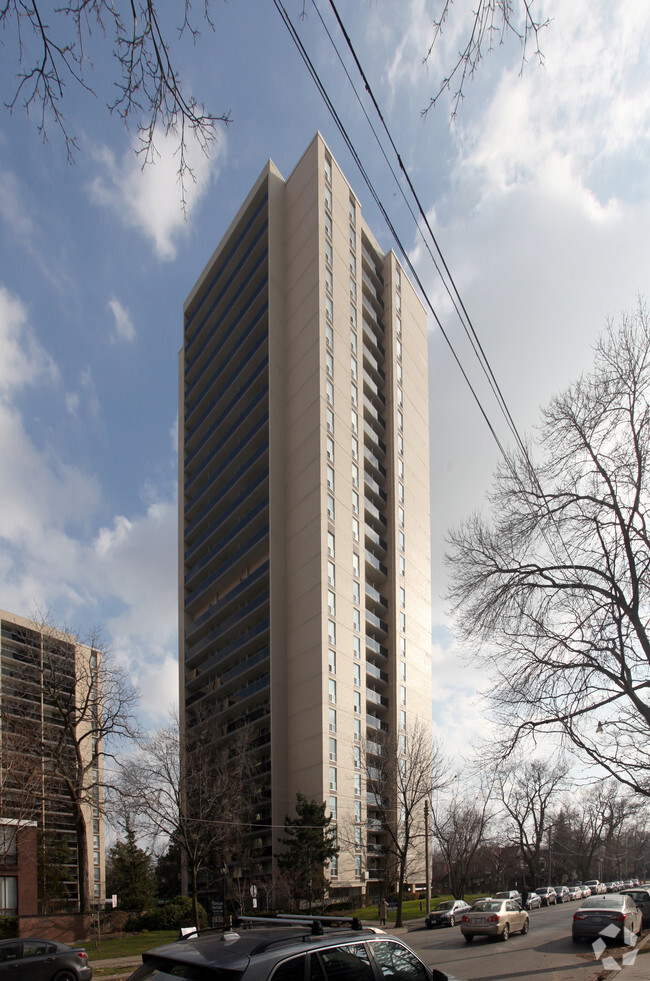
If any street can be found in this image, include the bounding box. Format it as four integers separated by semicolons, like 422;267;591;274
406;901;632;981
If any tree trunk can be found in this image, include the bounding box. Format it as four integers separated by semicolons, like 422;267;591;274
191;861;200;932
395;861;406;928
74;808;90;913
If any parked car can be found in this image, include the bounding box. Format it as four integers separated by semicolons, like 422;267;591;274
572;894;642;945
605;882;619;893
620;888;650;926
125;916;462;981
494;890;522;903
525;892;542;910
568;886;583;901
584;879;606;895
0;938;92;980
581;886;592;897
460;898;529;943
535;887;557;906
553;886;570;904
425;900;471;928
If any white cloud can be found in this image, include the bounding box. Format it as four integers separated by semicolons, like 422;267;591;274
108;297;136;344
87;127;227;260
0;287;58;397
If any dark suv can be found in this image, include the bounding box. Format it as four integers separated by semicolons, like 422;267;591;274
126;915;461;981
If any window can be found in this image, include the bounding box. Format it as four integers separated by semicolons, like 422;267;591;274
351;436;359;460
352;490;359;515
325;238;333;267
354;691;361;714
398;433;404;455
326;380;334;406
329;708;337;732
328;531;335;557
329;737;337;762
353;608;361;632
326;293;334;322
400;733;407;754
396;335;403;357
325;212;332;238
352;517;360;542
351;356;358;380
398;409;404;431
351;410;358;434
396;292;402;312
397;362;402;384
355;855;363;877
327;494;335;520
327;435;335;462
0;829;17;866
350;303;357;329
398;457;404;478
326;407;334;434
325;184;332;212
328;560;336;586
354;773;362;795
401;685;407;705
354;718;361;742
396;266;402;289
352;580;360;604
328;589;336;616
399;506;405;527
0;877;17;915
397;386;403;406
330;767;337;791
373;942;430;981
351;382;358;407
329;648;336;673
350;277;357;302
329;678;337;702
350;326;357;354
354;799;362;822
352;551;360;576
399;530;405;551
324;154;332;184
349;197;356;225
330;796;338;820
330;854;338;877
399;555;405;576
353;635;361;659
349;223;356;247
400;611;406;632
398;482;404;502
354;744;361;768
353;663;361;686
350;250;357;276
328;619;336;645
352;462;359;487
400;586;406;608
326;265;333;294
401;710;407;730
326;321;334;349
400;636;406;656
355;825;362;846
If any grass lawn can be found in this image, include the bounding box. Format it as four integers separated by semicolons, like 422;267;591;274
85;930;178;961
353;894;486;922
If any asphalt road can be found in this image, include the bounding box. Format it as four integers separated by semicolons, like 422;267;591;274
406;901;629;981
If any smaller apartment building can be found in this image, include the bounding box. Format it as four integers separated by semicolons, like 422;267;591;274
0;610;105;912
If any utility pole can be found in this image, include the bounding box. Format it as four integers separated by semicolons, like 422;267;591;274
425;800;431;915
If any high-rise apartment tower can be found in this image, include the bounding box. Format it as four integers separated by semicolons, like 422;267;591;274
179;135;432;900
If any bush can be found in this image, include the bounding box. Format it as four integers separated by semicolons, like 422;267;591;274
125;895;207;932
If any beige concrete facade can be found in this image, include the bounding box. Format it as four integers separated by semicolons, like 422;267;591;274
0;609;105;911
180;135;432;900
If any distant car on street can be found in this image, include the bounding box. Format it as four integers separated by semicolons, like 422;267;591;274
525;892;542;910
553;886;570;904
494;890;522;903
425;900;471;928
460;898;529;943
568;886;583;901
535;887;557;906
0;938;92;981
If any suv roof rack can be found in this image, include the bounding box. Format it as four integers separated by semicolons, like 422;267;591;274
234;914;365;937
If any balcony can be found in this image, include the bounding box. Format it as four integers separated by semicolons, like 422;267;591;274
366;610;388;635
365;583;388;609
366;635;388;659
365;551;388;579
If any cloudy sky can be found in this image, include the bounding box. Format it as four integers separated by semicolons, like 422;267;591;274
1;0;649;742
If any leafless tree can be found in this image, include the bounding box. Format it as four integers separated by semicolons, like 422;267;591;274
447;303;650;797
0;713;42;861
1;0;230;195
364;723;448;927
493;756;568;885
6;614;141;912
422;0;550;119
117;713;257;931
431;784;493;899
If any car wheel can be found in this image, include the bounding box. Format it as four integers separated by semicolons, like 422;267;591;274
426;921;433;929
501;924;510;942
464;934;474;943
521;918;529;935
449;915;455;927
53;972;77;981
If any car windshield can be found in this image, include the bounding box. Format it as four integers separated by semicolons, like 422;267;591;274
434;902;454;910
581;896;624;909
